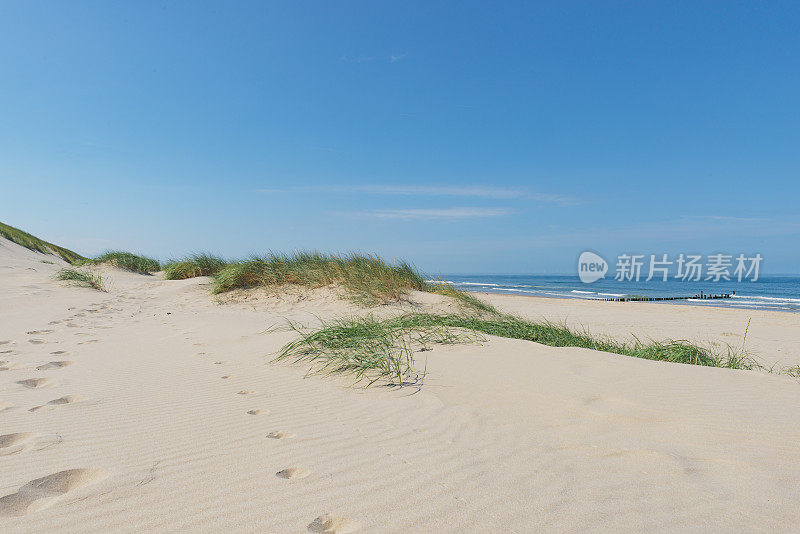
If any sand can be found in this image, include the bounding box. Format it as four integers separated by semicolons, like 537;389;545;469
1;236;799;532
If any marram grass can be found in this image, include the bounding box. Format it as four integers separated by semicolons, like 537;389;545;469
426;281;498;314
0;221;86;264
210;251;495;310
275;315;482;386
54;268;105;291
277;313;757;386
164;254;228;280
86;251;161;275
212;252;428;305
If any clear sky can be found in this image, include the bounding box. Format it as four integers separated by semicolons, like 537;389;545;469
2;1;798;274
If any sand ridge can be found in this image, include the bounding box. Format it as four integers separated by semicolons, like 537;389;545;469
1;236;799;531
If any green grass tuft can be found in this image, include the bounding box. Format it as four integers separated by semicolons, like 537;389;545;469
86;251;161;274
276;315;481;385
164;253;228;280
425;282;497;314
210;251;495;310
0;221;86;264
277;313;757;385
54;268;105;291
212;252;428;305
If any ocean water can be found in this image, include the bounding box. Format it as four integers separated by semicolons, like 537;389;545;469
431;274;800;313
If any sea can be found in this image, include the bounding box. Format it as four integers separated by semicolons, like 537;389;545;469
430;274;800;313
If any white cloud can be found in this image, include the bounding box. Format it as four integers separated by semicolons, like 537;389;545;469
340;54;407;64
332;207;513;220
257;184;577;203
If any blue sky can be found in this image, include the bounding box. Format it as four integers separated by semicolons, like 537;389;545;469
1;1;798;274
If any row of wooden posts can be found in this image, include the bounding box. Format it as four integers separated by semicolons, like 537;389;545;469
602;291;735;302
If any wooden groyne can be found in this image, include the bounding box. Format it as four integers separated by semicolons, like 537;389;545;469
602;291;734;302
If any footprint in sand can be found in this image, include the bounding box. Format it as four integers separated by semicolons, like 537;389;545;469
213;361;228;365
36;361;75;371
50;350;68;355
247;409;268;416
0;340;12;345
308;514;360;533
17;378;54;389
1;401;14;412
221;375;233;379
0;433;38;456
26;330;54;335
237;390;256;395
30;395;88;412
267;431;295;439
28;339;46;345
276;467;310;479
1;362;22;371
0;468;109;516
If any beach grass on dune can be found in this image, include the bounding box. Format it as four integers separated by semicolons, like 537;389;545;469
425;282;498;313
164;253;228;280
275;315;482;385
417;314;753;368
277;312;756;385
212;252;428;305
86;251;161;275
211;251;495;310
54;268;105;291
0;221;86;264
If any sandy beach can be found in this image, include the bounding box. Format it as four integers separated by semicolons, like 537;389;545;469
2;236;800;532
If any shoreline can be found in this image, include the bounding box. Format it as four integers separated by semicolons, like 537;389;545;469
472;290;800;316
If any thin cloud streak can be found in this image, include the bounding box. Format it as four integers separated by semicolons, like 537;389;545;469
257;185;578;204
331;207;514;220
340;54;407;64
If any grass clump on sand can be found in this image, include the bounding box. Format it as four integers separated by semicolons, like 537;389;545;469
277;313;756;385
212;252;428;305
164;254;228;280
276;315;482;385
54;268;105;291
425;282;498;314
0;221;86;264
87;251;161;275
211;251;495;311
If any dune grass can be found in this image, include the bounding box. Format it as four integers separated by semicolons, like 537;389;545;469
425;282;498;314
277;312;756;385
0;221;86;264
86;251;161;275
164;254;228;280
276;315;482;385
54;268;105;291
210;251;495;310
212;252;428;305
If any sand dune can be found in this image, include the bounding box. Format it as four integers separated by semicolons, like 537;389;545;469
1;236;799;531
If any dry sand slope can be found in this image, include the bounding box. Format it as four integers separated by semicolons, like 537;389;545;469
1;236;800;532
